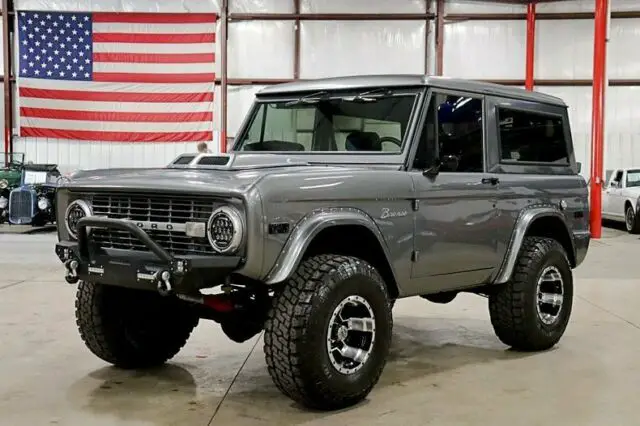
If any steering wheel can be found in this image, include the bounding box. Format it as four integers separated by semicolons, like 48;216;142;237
378;136;402;147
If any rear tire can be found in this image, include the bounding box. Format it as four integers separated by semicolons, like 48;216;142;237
489;237;573;351
625;204;640;234
264;254;393;410
75;281;199;369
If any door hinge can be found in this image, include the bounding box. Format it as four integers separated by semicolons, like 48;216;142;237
412;199;420;211
411;250;419;262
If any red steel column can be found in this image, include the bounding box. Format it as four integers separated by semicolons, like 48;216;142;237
435;0;444;75
525;2;536;91
220;0;229;153
589;0;609;239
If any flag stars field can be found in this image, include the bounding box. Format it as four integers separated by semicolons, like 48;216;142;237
17;10;218;143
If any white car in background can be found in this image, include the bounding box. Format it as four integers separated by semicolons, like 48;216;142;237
602;168;640;233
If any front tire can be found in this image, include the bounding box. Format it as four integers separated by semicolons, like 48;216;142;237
264;255;393;410
489;237;573;351
75;281;199;369
625;204;640;234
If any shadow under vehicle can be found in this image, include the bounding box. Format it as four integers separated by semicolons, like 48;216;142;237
53;75;590;412
8;162;61;226
0;152;26;224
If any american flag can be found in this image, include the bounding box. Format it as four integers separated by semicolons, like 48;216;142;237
17;11;217;142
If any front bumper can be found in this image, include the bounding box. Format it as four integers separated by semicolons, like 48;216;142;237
55;216;243;293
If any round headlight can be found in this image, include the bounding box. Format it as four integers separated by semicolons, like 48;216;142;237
0;179;7;189
65;199;92;239
0;196;7;209
37;197;50;210
207;206;244;253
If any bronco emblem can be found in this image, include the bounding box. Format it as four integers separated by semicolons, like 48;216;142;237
380;208;408;219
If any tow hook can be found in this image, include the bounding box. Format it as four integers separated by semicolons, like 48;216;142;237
64;259;79;284
156;270;173;296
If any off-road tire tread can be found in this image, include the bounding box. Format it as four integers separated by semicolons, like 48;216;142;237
264;254;392;410
489;236;571;351
75;281;199;369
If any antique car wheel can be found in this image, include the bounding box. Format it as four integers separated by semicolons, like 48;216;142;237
264;254;393;410
489;236;573;351
625;204;640;234
75;281;199;369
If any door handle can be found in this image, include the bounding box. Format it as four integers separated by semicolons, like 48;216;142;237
481;177;499;185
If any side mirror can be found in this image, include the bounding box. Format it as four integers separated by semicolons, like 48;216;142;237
423;154;460;177
576;161;582;173
440;154;460;172
423;158;441;178
610;181;619;189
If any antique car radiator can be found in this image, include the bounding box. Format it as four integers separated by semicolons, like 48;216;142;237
8;188;34;224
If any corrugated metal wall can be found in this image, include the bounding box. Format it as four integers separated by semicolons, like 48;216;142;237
4;0;640;176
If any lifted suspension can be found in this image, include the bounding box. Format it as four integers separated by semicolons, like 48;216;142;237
156;271;270;343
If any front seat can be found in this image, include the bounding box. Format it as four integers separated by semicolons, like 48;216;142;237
345;131;382;151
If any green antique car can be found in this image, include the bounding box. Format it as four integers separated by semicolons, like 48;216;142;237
0;153;25;224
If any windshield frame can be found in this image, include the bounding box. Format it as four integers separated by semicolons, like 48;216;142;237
1;152;25;168
230;87;426;163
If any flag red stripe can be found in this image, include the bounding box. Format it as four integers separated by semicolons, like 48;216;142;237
93;72;215;83
94;33;216;44
21;127;213;142
19;87;214;103
21;107;213;123
93;12;218;24
93;52;215;64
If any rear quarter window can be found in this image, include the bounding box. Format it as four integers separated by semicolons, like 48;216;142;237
497;107;569;166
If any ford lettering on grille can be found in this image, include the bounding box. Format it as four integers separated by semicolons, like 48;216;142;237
87;192;225;256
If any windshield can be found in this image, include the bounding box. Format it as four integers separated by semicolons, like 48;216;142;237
1;152;24;168
233;90;419;153
627;170;640;188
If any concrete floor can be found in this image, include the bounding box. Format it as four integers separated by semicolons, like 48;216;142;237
0;225;638;426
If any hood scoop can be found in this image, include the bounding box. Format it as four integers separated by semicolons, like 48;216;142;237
168;153;309;171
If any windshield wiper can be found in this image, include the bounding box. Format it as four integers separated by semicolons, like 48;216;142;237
342;88;392;103
284;91;330;106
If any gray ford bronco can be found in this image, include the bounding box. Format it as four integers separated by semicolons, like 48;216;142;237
55;75;590;411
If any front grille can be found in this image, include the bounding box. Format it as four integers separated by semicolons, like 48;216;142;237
91;193;215;223
87;193;226;256
9;189;33;223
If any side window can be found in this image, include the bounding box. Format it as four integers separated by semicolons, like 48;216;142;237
497;107;569;164
611;170;624;188
412;92;484;172
626;170;640;188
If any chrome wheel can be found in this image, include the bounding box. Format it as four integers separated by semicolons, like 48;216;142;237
626;207;635;231
326;295;376;375
536;266;564;325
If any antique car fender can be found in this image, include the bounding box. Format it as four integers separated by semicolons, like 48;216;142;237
264;207;396;285
493;206;578;285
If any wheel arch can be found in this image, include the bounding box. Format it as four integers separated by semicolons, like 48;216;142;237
624;198;637;212
264;209;399;299
493;207;576;284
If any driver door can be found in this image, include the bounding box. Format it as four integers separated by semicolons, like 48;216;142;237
407;90;501;295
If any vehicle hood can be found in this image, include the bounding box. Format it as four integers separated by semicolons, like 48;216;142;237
60;154;366;197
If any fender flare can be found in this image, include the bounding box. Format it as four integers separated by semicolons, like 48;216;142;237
264;208;395;285
493;206;575;284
